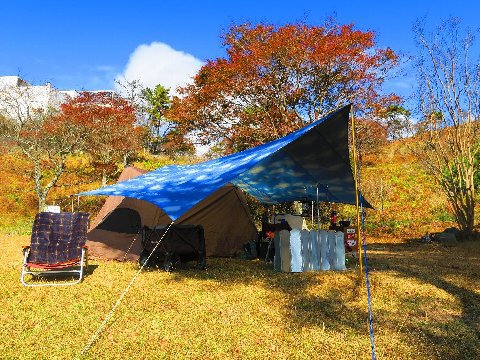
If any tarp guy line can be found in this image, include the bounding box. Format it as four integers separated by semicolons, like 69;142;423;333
78;222;175;358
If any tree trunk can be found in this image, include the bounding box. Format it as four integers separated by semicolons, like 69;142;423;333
31;154;68;214
37;193;47;213
33;158;46;212
446;179;475;238
102;169;107;187
452;207;474;237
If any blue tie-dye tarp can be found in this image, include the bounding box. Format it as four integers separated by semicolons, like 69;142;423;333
79;105;369;220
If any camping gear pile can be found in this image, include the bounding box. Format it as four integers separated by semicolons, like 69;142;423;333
273;229;347;272
19;105;369;283
77;105;367;271
139;224;206;271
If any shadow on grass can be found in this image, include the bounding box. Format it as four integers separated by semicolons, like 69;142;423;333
131;238;479;358
142;255;368;335
366;238;480;359
21;264;100;285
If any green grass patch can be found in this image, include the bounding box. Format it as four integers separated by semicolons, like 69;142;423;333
0;216;33;235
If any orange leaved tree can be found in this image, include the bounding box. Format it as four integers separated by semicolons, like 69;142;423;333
0;104;88;211
169;21;400;154
0;89;142;211
60;92;143;185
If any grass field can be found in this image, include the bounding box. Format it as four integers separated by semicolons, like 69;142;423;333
1;230;479;360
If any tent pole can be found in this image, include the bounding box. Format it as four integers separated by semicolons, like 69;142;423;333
350;106;363;277
316;185;320;232
311;201;314;228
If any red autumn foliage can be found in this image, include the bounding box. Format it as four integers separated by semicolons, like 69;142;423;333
58;92;143;180
169;21;400;154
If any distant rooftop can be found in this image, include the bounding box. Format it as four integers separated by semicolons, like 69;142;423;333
0;76;88;119
0;76;114;94
0;76;29;87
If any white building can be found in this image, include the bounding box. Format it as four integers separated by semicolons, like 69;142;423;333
0;76;80;121
0;76;114;122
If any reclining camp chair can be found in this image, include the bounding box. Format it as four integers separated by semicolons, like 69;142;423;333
21;212;90;287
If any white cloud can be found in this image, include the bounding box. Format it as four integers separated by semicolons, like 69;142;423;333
115;42;204;94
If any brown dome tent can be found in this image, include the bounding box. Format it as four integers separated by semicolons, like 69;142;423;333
87;166;258;261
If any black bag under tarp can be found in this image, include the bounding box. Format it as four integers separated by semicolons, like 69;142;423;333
139;224;206;271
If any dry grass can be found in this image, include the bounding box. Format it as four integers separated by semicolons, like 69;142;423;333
1;230;479;359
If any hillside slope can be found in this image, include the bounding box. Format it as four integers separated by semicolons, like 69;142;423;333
360;140;461;236
0;140;471;236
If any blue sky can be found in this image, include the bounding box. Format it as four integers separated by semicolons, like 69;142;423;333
1;1;479;100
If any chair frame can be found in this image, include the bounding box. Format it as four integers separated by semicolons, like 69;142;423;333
20;245;89;287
